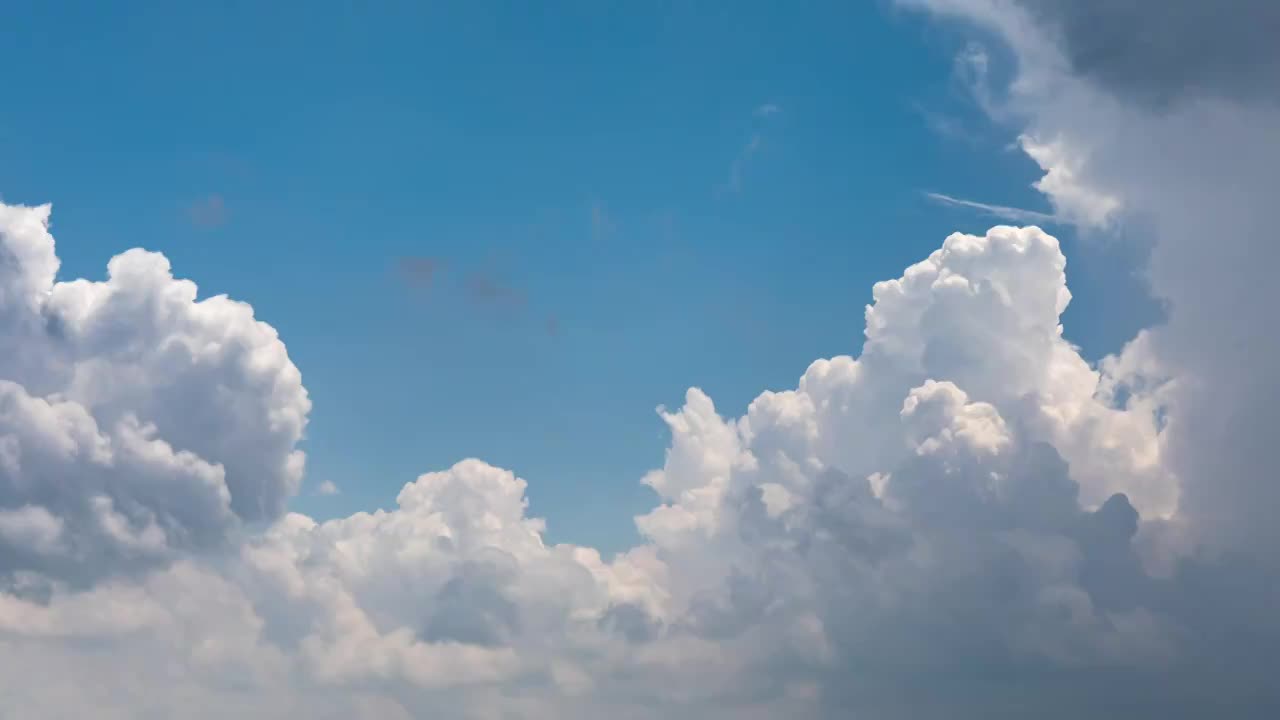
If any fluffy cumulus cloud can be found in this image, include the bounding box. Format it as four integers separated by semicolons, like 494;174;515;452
1;4;1278;714
6;197;1272;718
0;203;309;587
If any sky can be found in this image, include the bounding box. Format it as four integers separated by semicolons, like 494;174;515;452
1;1;1277;718
0;1;1159;553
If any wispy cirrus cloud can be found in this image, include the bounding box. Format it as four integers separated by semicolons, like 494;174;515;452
464;268;527;309
914;103;985;145
717;104;782;195
753;102;781;117
395;254;525;308
395;254;543;333
396;256;444;290
721;133;763;194
590;201;615;241
187;193;228;228
924;191;1057;224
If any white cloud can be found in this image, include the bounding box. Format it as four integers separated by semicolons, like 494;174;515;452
0;202;310;585
1017;134;1121;227
315;480;340;496
901;0;1280;555
923;139;1120;228
0;204;1205;716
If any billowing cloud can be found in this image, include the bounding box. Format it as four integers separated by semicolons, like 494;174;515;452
8;200;1261;717
0;202;309;585
903;0;1280;555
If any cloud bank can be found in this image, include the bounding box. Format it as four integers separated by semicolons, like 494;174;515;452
2;193;1274;717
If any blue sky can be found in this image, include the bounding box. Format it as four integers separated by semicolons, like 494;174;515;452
0;0;1158;553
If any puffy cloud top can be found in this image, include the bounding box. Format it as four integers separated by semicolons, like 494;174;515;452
0;188;1274;718
0;202;309;585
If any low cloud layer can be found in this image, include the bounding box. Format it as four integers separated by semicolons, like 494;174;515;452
2;196;1275;717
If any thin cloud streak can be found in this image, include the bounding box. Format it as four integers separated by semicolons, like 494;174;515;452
718;104;781;195
719;133;763;195
925;191;1057;224
591;201;615;241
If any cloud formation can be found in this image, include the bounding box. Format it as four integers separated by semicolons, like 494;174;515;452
8;198;1271;717
924;191;1056;224
0;203;309;587
903;0;1280;554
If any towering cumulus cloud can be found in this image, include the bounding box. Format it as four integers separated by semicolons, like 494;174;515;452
903;0;1280;557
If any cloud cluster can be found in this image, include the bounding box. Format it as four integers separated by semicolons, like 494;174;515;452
8;198;1261;717
0;203;309;586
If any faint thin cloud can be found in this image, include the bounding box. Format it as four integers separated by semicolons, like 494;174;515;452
315;480;340;496
720;133;764;195
188;194;228;228
591;202;615;241
397;256;444;290
465;269;526;308
184;149;254;178
396;254;530;318
396;253;546;334
952;41;1002;120
717;103;782;196
924;191;1057;224
913;103;983;146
